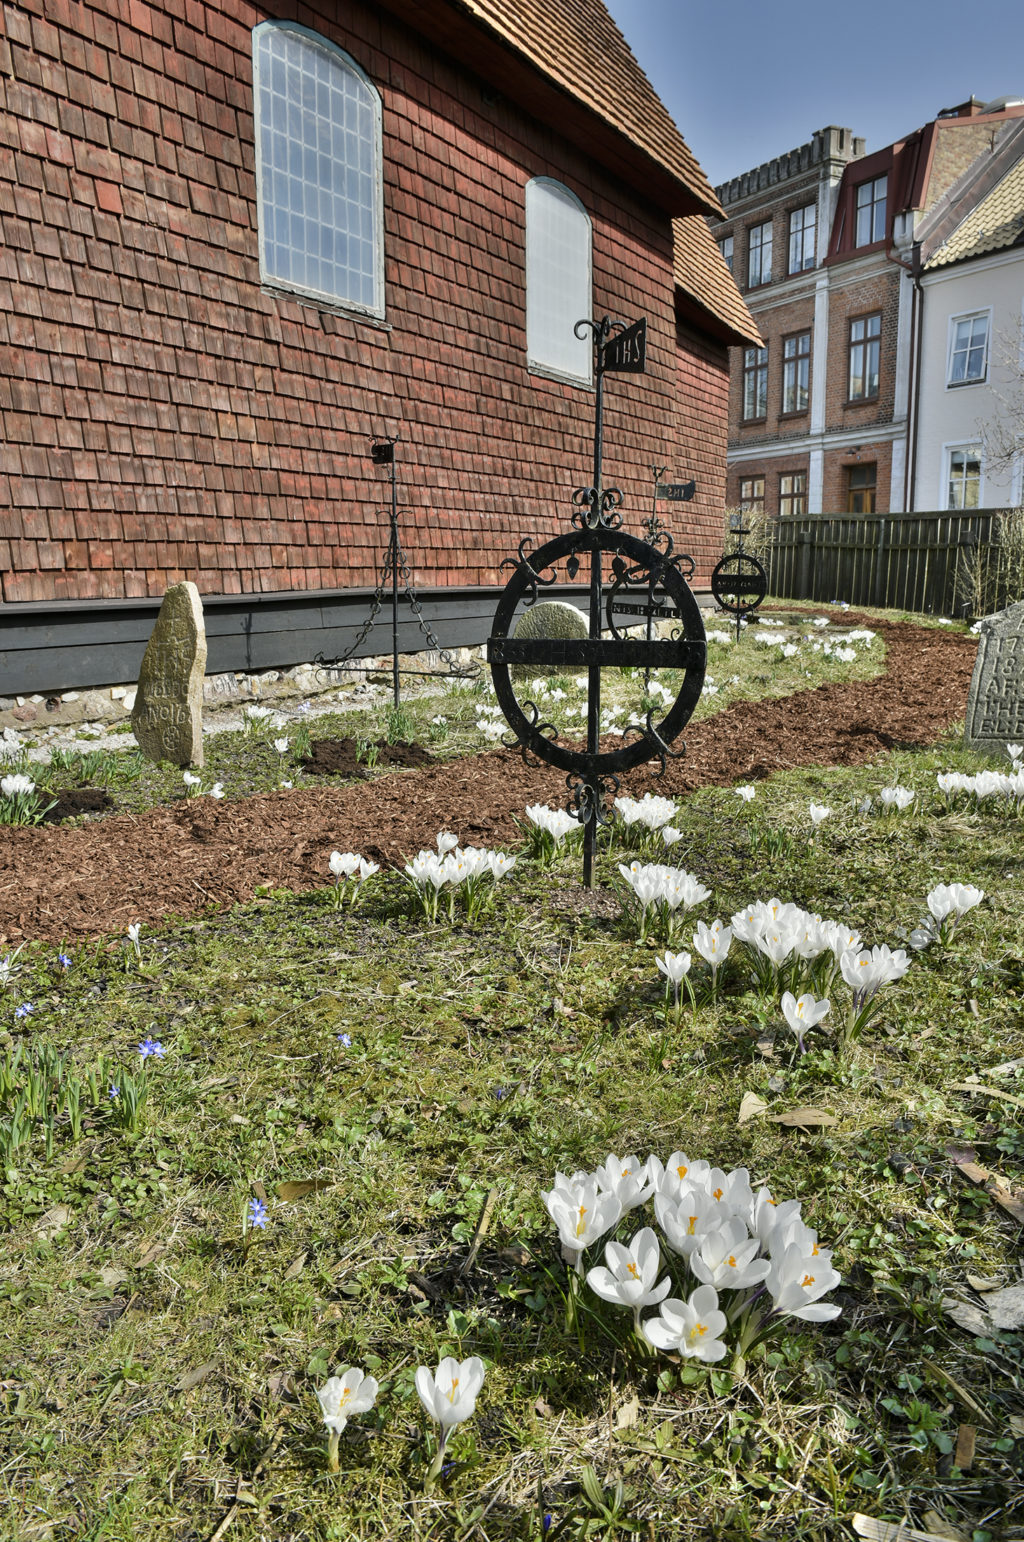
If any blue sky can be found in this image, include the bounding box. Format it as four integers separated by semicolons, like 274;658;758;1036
603;0;1024;191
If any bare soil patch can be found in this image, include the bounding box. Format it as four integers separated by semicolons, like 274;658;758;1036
299;736;434;777
40;788;114;823
0;619;977;943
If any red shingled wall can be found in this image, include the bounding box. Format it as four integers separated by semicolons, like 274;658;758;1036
0;0;730;604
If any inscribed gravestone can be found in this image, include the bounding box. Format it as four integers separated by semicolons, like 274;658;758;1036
510;601;588;682
964;599;1024;753
131;581;207;767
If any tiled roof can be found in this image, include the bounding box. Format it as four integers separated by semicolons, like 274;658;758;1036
925;153;1024;268
455;0;722;216
673;218;762;345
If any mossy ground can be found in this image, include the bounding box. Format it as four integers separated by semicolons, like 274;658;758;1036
1;614;1022;1542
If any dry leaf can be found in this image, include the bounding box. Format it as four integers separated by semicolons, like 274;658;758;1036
965;1273;1002;1292
175;1361;218;1392
853;1515;966;1542
275;1179;335;1202
980;1284;1024;1330
268;1371;297;1399
942;1296;991;1336
738;1091;767;1125
33;1205;72;1239
946;1147;1024;1225
137;1240;168;1267
755;1033;775;1057
949;1081;1024;1110
954;1425;976;1472
283;1252;306;1281
922;1512;968;1542
534;1395;556;1419
770;1106;837;1129
1009;1414;1024;1438
99;1266;130;1289
614;1394;640;1430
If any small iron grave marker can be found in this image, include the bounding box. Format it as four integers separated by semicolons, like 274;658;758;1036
711;518;768;642
487;316;706;887
964;599;1024;752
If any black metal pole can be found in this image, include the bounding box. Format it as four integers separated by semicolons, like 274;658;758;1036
583;328;606;889
390;453;400;711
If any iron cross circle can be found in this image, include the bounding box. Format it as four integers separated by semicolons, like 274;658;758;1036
487;526;706;779
710;551;768;615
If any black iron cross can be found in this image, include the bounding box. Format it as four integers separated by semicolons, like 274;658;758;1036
487;317;706;887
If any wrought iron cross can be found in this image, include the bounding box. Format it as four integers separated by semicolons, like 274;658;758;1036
487;317;707;887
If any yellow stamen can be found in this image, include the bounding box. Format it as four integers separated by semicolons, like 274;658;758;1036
687;1215;697;1234
677;1164;688;1178
713;1187;723;1201
801;1274;815;1288
687;1322;708;1342
576;1204;587;1238
627;1262;640;1279
446;1377;460;1402
728;1256;737;1267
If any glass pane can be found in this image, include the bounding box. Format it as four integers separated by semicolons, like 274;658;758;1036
526;180;592;381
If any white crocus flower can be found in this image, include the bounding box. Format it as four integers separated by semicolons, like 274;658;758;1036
878;785;915;811
182;771;201;790
318;1367;379;1470
780;990;830;1052
436;831;459;854
688;1217;771;1292
1;773;35;797
542;1177;621;1272
654;1187;726;1258
1007;743;1023;762
357;858;380;881
926;882;984;933
765;1242;842;1322
692;919;732;977
839;944;909;1000
330;852;361;878
643;1284;729;1361
415;1355;486;1480
808;803;831;826
735;785;756;801
273;737;289;754
594;1154;656;1213
209;782;225;799
661;826;683;847
655;1152;711;1198
656;950;691;1009
586;1226;671;1327
126;922;141;957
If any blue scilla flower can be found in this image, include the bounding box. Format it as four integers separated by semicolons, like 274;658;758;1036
247;1197;268;1229
15;1003;33;1018
337;1032;352;1048
58;953;72;969
137;1037;165;1059
109;1085;120;1099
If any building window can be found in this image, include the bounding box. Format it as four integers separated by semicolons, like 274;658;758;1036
854;174;887;246
846;463;877;513
947;446;982;508
718;234;734;273
742;346;768;420
747;220;773;287
781;330;811;414
779;471;807;517
948;312;989;385
848;312;881;401
253;22;384;316
739;476;765;515
525;178;593;384
788;204;816;273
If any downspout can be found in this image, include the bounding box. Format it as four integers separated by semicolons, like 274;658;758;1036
887;240;924;511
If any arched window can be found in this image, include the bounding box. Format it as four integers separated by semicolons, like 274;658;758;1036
525;178;592;384
253;22;384;316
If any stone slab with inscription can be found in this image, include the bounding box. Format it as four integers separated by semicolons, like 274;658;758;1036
131;581;207;767
964;598;1024;753
510;600;588;682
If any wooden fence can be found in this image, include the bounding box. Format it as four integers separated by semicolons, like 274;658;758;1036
764;509;1004;616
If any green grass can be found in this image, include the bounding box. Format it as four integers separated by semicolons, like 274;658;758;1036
3;618;1023;1542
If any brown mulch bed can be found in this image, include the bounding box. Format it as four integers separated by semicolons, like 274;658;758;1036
0;619;977;943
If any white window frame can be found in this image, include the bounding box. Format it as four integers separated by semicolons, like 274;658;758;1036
252;21;385;318
787;204;816;273
525;178;593;386
854;174;887;247
718;233;734;273
944;442;983;509
946;308;991;387
747;220;773;288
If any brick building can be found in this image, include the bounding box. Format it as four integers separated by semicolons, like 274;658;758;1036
714;98;1024;519
0;0;758;693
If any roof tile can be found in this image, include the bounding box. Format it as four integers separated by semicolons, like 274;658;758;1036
925;154;1024;268
673;217;762;346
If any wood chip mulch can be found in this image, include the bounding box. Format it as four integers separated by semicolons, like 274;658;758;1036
0;619;977;943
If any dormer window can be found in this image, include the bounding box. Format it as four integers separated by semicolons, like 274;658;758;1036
854;175;887;247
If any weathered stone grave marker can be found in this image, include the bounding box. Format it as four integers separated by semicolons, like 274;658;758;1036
965;599;1024;753
510;600;588;681
131;581;207;767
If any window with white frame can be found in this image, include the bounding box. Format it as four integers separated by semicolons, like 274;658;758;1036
788;204;816;273
948;312;990;385
854;174;887;246
525;178;593;384
747;220;773;287
253;21;384;316
947;446;982;509
718;233;734;273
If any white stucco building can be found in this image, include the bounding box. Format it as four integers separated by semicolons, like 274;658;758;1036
911;147;1024;510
